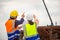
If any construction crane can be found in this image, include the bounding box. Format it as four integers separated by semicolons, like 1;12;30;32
42;0;54;26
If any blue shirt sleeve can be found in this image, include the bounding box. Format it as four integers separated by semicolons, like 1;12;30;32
15;18;24;27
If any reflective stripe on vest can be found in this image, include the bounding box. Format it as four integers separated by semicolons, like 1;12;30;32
12;20;15;32
25;23;38;37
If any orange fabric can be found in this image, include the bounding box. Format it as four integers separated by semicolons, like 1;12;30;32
5;19;17;32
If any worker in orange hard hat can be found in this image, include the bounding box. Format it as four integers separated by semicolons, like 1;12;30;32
5;10;25;40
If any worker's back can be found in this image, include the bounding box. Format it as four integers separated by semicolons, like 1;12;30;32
5;19;17;33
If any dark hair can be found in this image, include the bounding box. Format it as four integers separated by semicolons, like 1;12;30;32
10;16;17;20
28;20;34;25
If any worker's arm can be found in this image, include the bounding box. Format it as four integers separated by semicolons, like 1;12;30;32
33;15;39;25
15;13;25;27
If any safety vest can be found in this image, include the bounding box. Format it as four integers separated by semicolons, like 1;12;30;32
5;19;17;33
25;23;38;37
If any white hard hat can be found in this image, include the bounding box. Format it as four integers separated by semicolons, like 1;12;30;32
26;14;33;20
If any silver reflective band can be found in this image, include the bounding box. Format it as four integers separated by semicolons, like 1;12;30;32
26;34;37;38
8;35;14;39
8;34;20;39
12;20;15;32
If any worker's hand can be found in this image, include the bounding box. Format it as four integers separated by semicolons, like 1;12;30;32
33;14;36;18
17;24;22;30
17;26;22;30
21;12;25;18
33;14;39;25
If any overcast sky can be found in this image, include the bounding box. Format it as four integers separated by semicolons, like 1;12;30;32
0;0;60;40
0;0;60;26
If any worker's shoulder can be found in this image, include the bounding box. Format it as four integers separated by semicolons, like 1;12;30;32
5;19;12;24
5;19;13;27
7;19;12;22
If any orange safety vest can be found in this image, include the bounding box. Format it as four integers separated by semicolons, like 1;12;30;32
5;19;17;33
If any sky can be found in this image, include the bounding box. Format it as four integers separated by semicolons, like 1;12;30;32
0;0;60;40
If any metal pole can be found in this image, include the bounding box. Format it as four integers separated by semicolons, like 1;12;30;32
42;0;54;26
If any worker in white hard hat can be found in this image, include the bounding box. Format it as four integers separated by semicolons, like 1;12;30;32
5;10;25;40
22;14;40;40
